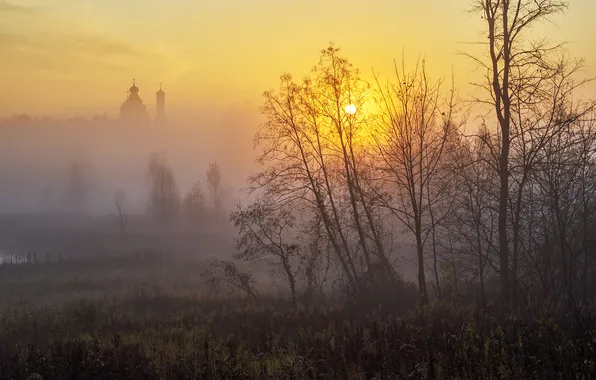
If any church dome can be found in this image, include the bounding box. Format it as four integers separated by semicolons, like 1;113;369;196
129;79;139;93
156;83;165;95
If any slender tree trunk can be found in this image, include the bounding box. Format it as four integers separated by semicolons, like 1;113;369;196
349;149;398;286
349;143;398;284
489;0;512;308
581;186;590;305
336;103;375;285
433;244;441;300
315;141;361;287
511;171;528;307
430;201;441;300
415;219;428;304
291;119;360;292
480;256;486;309
282;256;297;309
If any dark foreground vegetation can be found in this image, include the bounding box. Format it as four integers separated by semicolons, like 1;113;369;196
1;287;595;379
1;256;594;379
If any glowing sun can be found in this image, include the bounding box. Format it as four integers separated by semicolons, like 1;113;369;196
345;104;357;115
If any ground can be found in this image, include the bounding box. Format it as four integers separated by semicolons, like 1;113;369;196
0;215;594;379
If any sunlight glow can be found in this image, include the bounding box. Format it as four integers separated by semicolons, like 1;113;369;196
345;104;357;115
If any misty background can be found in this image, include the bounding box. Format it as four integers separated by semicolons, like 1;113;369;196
0;109;259;214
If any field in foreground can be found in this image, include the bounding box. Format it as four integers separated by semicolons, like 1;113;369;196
1;292;596;379
1;257;595;379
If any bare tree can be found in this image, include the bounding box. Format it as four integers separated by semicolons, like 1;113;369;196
372;58;460;304
183;180;206;225
201;259;259;301
231;199;300;308
298;214;332;301
469;0;569;306
147;152;180;222
65;160;91;212
114;190;128;239
254;55;360;292
252;45;398;295
525;106;596;308
206;162;223;213
444;127;499;307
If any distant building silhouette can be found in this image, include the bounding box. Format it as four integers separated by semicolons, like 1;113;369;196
119;79;151;124
154;83;167;125
0;80;169;128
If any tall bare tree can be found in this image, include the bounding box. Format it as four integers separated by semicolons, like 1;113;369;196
252;45;398;294
373;58;460;303
469;0;568;306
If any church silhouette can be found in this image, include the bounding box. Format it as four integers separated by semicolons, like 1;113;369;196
120;80;167;125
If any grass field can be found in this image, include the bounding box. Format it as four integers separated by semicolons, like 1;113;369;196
1;253;595;379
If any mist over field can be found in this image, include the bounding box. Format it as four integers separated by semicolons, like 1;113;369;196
1;1;596;379
0;103;273;276
0;108;259;215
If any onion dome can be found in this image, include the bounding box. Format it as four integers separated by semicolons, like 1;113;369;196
129;79;139;93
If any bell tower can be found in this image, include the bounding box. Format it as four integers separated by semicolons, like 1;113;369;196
155;83;167;125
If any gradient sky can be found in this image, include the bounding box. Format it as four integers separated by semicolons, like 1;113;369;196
1;0;594;118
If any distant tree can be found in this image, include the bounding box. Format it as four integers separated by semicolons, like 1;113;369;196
114;190;128;239
206;161;223;214
183;180;206;225
146;152;180;222
231;199;300;308
65;160;91;212
13;114;31;125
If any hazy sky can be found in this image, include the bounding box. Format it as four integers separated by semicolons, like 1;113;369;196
1;0;594;118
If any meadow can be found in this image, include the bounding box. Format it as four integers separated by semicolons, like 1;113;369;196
0;254;595;380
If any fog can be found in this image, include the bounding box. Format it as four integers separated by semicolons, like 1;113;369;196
0;104;261;215
0;92;420;284
0;98;277;271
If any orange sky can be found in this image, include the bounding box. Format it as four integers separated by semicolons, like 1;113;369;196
1;0;594;118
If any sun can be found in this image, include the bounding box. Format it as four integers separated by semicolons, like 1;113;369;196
345;104;357;115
